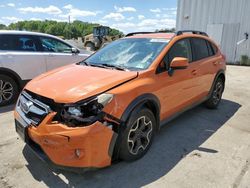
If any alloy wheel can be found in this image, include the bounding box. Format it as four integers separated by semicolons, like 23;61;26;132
127;116;153;155
0;79;13;104
212;81;223;105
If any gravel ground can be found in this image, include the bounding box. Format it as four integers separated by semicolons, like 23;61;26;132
0;65;250;188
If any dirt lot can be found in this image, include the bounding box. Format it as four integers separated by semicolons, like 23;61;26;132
0;65;250;188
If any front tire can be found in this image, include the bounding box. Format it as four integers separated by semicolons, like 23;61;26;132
0;75;19;107
119;108;156;161
205;77;224;109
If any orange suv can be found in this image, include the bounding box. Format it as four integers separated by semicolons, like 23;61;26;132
14;30;226;169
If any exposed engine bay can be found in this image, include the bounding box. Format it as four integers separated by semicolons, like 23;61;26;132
60;93;120;128
61;98;104;127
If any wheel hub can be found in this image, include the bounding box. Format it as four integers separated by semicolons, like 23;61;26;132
127;116;153;155
0;80;13;103
212;81;223;104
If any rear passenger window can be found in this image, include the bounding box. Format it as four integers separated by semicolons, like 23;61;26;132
191;38;209;61
16;36;37;51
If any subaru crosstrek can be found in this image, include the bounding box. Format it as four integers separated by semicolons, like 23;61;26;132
14;30;226;169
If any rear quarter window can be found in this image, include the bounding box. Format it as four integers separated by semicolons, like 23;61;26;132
206;40;218;56
206;41;214;56
0;35;17;51
211;43;218;54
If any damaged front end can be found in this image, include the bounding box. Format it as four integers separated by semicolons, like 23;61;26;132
61;93;114;127
15;90;121;168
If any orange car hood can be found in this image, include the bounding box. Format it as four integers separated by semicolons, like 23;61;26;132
25;64;138;103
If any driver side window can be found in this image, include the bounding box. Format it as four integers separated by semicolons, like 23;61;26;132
40;37;72;53
158;39;192;73
167;39;192;69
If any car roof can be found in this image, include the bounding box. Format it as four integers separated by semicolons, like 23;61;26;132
0;30;61;39
125;31;212;41
126;33;175;39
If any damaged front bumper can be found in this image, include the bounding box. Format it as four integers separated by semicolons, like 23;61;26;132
14;110;118;169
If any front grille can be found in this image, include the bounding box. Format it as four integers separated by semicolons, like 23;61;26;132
25;90;59;111
16;91;51;126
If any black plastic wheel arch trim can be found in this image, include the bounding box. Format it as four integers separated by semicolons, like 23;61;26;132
0;67;23;89
120;93;161;128
111;93;161;161
208;69;225;97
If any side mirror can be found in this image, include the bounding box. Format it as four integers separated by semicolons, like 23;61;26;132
170;57;189;69
71;47;80;54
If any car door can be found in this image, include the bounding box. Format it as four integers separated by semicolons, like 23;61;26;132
39;36;85;71
154;38;201;120
0;34;46;80
190;38;217;98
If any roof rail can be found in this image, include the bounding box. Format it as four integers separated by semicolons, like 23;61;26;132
125;31;170;37
176;30;208;36
125;32;156;37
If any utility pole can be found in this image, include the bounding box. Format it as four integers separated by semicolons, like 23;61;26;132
68;15;71;39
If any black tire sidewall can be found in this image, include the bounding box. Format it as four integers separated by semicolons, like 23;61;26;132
119;108;156;161
0;75;19;106
206;78;224;109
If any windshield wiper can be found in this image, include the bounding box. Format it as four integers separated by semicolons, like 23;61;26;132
99;63;128;71
80;61;90;66
80;61;128;71
80;61;106;68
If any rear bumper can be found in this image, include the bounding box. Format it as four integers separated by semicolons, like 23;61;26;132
14;111;117;169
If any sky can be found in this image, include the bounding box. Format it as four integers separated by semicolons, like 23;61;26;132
0;0;177;33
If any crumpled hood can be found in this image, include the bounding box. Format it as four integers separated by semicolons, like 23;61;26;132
25;64;138;103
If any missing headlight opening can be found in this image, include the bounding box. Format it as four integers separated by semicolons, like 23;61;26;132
60;94;118;128
61;98;104;127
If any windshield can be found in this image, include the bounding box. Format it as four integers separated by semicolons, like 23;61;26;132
83;38;169;71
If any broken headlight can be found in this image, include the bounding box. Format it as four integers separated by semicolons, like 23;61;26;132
61;93;113;127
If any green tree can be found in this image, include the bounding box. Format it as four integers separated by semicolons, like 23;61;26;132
0;24;7;30
155;28;176;33
4;20;124;39
109;28;124;37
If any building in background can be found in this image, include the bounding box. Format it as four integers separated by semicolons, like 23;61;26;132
176;0;250;63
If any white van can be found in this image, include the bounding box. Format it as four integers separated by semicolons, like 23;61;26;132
0;30;89;106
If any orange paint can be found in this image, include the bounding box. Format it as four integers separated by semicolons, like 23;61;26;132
14;32;226;168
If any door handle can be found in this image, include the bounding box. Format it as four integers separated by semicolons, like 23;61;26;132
191;70;197;75
213;61;218;65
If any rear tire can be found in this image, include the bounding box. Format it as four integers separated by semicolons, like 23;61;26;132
119;108;156;161
205;78;224;109
0;75;19;107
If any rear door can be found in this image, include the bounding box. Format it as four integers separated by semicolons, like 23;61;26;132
190;38;218;98
0;34;46;80
38;36;85;71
